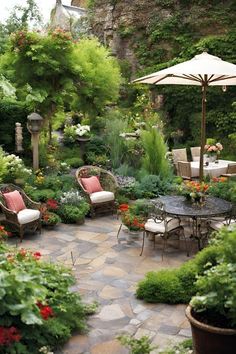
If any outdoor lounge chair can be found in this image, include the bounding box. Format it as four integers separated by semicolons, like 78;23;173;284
0;184;41;241
76;166;118;217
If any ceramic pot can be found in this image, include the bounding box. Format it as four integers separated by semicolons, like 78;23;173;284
208;154;217;162
186;305;236;354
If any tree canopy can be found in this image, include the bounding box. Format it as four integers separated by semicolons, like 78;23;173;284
0;29;121;137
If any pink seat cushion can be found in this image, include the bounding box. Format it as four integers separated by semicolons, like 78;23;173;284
3;190;26;213
81;176;103;194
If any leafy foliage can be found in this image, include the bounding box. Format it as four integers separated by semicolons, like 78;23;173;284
118;334;158;354
0;242;92;353
141;127;171;178
190;227;236;328
136;242;221;303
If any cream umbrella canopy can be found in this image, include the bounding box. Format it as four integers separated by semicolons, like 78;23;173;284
133;52;236;181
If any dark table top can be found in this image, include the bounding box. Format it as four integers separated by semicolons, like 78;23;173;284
158;195;232;218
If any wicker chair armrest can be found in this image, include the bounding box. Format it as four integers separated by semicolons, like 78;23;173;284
0;202;18;221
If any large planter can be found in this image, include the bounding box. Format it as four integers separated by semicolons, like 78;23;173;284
186;305;236;354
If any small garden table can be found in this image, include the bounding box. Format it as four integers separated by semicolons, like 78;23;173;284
158;195;232;249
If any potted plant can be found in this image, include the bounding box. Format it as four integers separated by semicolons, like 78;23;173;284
204;141;223;162
118;202;146;241
179;180;209;205
186;227;236;354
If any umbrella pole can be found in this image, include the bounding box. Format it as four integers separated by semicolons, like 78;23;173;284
199;82;207;181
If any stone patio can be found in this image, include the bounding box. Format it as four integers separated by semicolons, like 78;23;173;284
8;215;193;354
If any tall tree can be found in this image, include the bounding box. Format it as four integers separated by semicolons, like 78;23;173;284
0;29;121;140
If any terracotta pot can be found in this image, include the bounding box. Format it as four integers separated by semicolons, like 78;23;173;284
186;305;236;354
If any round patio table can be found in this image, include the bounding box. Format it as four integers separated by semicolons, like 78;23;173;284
158;195;232;249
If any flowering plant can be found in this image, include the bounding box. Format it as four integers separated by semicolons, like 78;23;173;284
40;204;61;226
63;124;91;144
0;225;9;241
119;204;145;231
3;153;31;182
60;189;85;207
204;142;223;155
180;181;209;204
46;199;59;211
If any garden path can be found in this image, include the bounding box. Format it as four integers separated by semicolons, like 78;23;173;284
10;216;192;354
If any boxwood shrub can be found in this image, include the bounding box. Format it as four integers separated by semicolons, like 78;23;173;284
136;242;221;303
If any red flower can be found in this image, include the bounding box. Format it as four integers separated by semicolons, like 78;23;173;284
40;306;54;320
7;231;13;237
119;204;129;212
46;199;59;210
0;326;21;346
36;302;54;320
33;251;41;260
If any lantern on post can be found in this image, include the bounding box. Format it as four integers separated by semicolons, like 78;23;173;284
27;113;43;171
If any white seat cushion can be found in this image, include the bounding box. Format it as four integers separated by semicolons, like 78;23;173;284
90;191;114;204
145;217;179;233
17;209;40;225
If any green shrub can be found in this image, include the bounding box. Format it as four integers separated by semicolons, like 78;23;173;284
58;204;89;224
136;270;183;303
0;243;92;353
0;100;30;151
64;157;84;168
134;175;172;198
208;180;236;202
141;127;171;178
29;189;57;202
136;242;221;304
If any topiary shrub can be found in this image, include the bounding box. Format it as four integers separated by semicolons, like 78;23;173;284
136;270;184;303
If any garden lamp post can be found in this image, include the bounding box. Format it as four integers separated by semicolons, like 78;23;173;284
27;113;43;171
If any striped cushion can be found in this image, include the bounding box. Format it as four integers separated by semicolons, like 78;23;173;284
4;190;26;213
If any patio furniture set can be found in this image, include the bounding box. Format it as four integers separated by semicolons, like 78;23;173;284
0;165;235;258
173;147;236;179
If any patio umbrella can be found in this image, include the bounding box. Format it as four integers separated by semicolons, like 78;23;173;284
133;52;236;180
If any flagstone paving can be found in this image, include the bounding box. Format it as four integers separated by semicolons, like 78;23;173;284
9;215;194;354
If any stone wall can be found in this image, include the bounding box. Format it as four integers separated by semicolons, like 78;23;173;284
71;0;236;77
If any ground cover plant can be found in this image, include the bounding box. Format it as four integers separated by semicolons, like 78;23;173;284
0;234;93;353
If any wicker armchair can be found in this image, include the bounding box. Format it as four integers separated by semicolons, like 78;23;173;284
178;161;192;179
172;148;188;174
0;184;41;241
76;166;118;217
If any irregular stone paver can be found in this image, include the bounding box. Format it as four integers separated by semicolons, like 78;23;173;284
97;304;126;321
8;215;193;353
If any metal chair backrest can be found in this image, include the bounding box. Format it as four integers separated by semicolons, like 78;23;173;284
227;164;236;174
178;161;192;179
190;146;201;161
